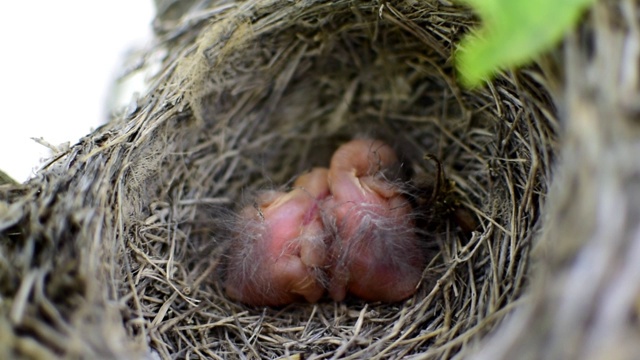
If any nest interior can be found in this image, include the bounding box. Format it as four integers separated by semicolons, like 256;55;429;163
0;1;565;359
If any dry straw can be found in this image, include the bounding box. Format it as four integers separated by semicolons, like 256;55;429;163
0;0;638;359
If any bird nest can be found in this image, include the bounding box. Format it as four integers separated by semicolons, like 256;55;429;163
2;0;639;359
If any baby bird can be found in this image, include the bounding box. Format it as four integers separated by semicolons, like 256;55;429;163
224;139;426;306
324;139;425;302
224;168;331;306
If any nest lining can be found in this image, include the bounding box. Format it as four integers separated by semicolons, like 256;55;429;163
0;0;559;359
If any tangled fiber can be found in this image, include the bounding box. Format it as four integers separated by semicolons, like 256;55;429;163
1;0;639;359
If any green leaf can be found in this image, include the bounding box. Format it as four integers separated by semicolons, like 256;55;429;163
455;0;595;87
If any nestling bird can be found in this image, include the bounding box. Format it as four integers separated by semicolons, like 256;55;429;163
224;167;331;306
324;139;425;302
224;139;426;306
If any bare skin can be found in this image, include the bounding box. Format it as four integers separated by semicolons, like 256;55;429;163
325;139;425;302
224;168;331;306
225;140;425;306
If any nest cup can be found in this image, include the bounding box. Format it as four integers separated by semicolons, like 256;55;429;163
0;0;569;359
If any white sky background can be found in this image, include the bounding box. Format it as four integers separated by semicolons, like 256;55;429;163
0;1;155;182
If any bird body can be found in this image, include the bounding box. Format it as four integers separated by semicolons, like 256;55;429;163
224;140;426;306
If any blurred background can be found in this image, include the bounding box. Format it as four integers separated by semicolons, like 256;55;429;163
0;1;155;182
